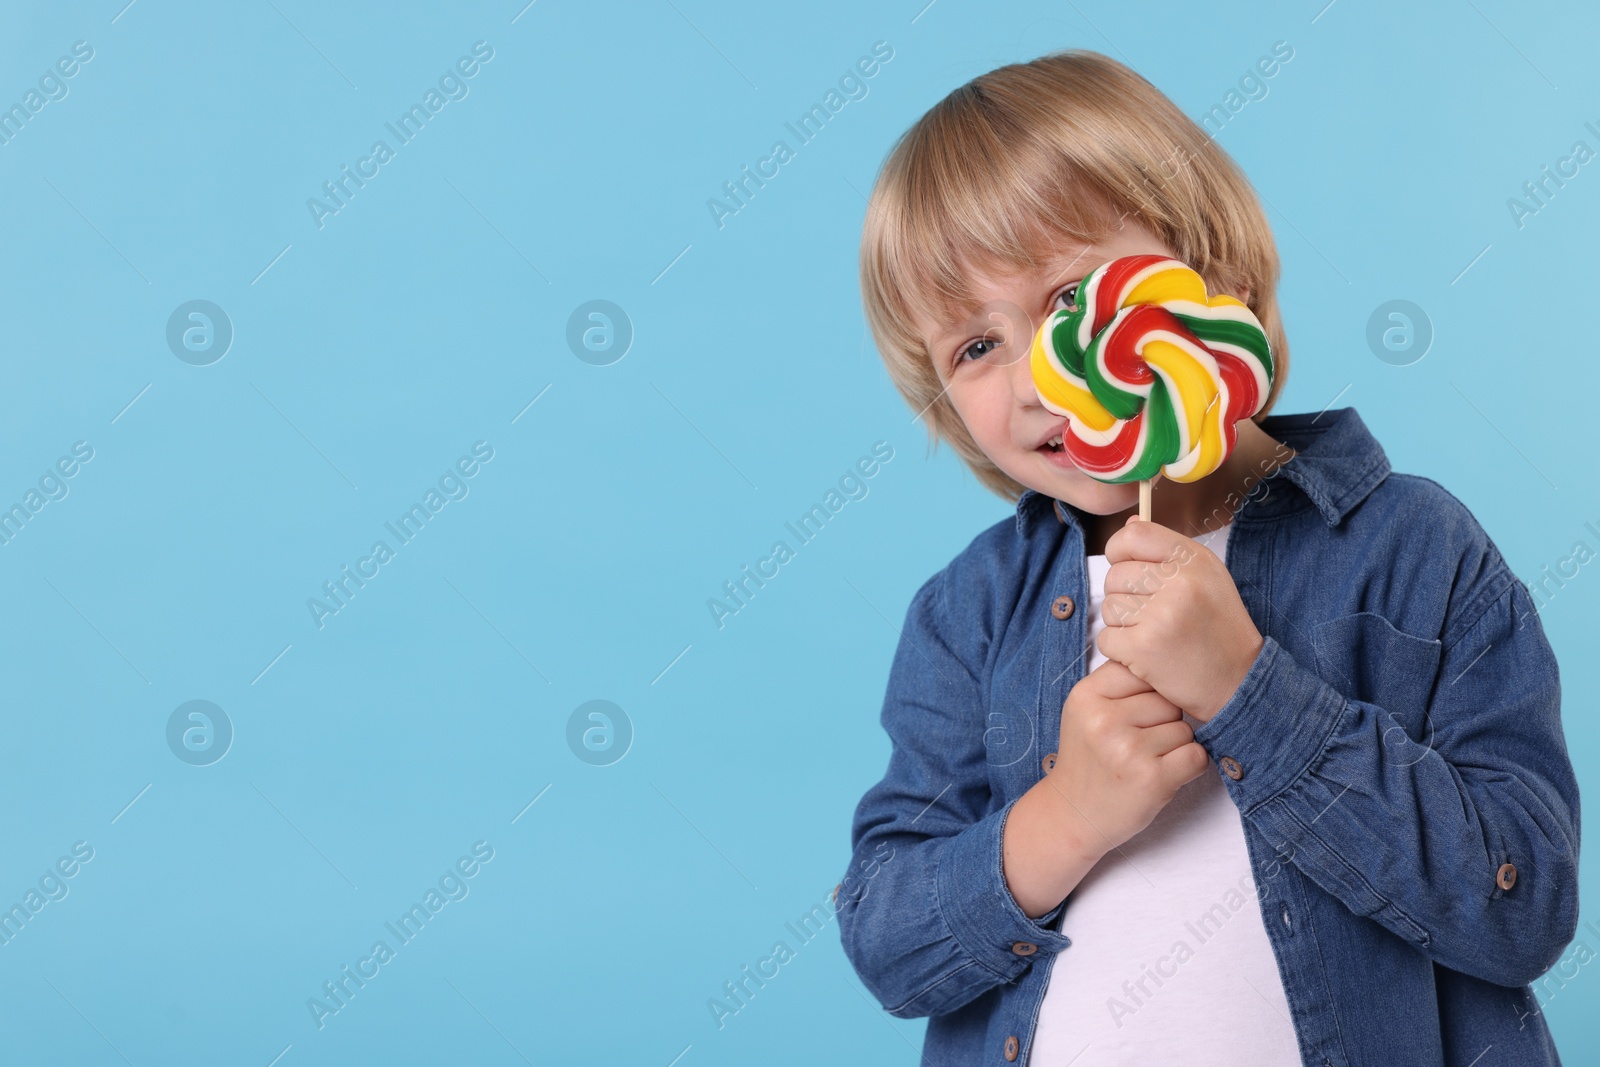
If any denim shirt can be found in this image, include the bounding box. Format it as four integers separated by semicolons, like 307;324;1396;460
837;408;1581;1066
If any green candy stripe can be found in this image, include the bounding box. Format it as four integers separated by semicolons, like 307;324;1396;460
1170;312;1274;383
1048;310;1089;379
1129;377;1178;481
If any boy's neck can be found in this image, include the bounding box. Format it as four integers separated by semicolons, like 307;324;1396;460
1081;419;1297;555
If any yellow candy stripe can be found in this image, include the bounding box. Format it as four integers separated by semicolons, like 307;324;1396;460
1121;263;1209;309
1030;320;1117;433
1134;332;1226;481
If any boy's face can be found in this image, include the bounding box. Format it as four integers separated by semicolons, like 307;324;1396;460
916;219;1215;517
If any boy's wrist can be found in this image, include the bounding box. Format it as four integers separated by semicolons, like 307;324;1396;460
1000;772;1111;918
1039;771;1112;868
1189;630;1266;724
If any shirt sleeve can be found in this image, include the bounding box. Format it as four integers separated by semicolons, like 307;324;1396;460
1191;566;1581;988
836;569;1072;1019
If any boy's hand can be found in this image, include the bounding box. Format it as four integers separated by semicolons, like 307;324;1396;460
1097;516;1264;724
1049;659;1211;853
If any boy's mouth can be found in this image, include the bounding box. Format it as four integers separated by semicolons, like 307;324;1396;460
1037;435;1078;469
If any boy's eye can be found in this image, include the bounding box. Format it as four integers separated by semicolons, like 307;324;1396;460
1055;284;1081;311
957;337;1000;364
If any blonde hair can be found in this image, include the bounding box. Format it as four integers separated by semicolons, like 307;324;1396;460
860;49;1290;502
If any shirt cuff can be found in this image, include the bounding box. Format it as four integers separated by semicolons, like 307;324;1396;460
933;795;1073;982
1190;634;1348;812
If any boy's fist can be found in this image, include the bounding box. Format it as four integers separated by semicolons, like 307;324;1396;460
1098;516;1264;723
1049;659;1211;854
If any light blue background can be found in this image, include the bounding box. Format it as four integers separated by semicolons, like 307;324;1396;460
0;0;1595;1063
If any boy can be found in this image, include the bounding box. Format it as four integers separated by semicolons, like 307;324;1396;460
837;49;1580;1066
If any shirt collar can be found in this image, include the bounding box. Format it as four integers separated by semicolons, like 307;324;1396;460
1014;407;1391;536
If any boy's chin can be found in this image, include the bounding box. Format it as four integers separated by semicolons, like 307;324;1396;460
1029;464;1141;516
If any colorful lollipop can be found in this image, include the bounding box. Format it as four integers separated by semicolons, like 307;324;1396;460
1030;254;1274;515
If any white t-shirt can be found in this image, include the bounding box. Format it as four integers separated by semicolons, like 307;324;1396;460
1027;522;1302;1066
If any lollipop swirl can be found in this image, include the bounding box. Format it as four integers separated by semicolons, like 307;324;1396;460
1030;254;1274;484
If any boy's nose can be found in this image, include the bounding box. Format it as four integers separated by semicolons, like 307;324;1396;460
1008;331;1043;408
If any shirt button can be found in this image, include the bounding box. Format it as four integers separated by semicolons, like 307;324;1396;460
1004;1035;1020;1061
1041;752;1057;774
1497;862;1518;890
1220;756;1243;780
1051;595;1075;620
1012;941;1037;956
